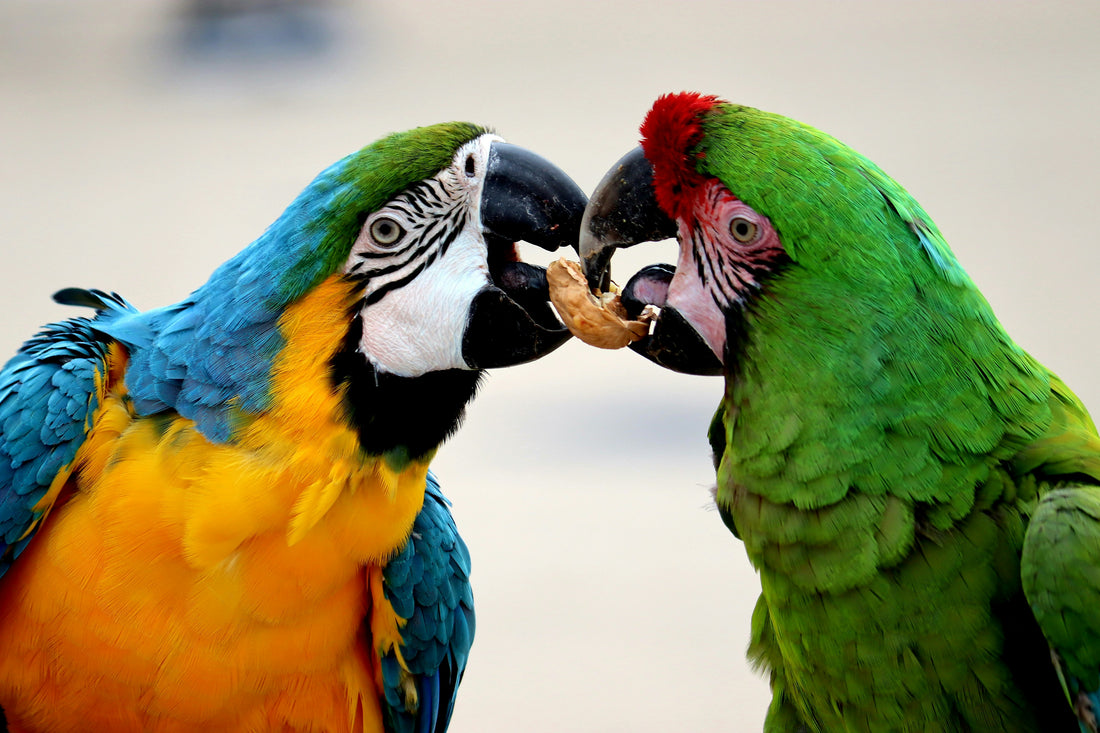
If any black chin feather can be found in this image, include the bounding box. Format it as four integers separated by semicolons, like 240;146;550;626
330;316;484;460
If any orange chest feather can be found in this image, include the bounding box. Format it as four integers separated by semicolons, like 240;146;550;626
0;277;429;732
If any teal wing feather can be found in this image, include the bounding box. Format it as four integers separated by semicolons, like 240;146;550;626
0;289;135;577
379;471;475;733
1023;486;1100;733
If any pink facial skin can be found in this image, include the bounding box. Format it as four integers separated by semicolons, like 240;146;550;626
665;179;784;362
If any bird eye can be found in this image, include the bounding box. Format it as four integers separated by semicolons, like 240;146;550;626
465;154;476;177
369;216;404;246
729;217;758;243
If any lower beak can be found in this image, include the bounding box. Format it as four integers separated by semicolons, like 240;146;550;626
619;265;723;376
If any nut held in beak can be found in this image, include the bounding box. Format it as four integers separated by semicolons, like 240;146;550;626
547;258;656;349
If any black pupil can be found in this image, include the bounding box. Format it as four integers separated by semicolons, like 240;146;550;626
736;221;751;237
377;221;394;239
465;155;476;177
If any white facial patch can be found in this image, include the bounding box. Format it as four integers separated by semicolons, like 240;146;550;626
343;134;503;377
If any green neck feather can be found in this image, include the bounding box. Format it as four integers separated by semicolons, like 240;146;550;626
698;103;1100;592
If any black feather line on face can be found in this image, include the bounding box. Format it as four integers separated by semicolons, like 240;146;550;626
361;256;434;307
351;189;468;306
330;314;484;460
683;191;792;373
711;252;789;385
359;214;466;306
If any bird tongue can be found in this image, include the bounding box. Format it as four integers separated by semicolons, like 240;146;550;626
620;263;675;319
495;260;547;295
493;260;562;330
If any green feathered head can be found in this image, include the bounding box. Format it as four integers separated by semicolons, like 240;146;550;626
650;96;963;280
270;122;490;303
580;93;994;376
579;93;1056;522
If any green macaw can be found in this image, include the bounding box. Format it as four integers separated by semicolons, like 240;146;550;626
578;92;1100;731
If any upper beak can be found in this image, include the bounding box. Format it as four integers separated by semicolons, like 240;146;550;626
579;146;677;291
462;141;588;370
482;142;586;251
578;146;723;376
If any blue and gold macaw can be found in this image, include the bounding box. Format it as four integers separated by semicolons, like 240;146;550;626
0;122;585;732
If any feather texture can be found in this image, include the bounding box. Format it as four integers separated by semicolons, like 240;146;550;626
0;120;491;732
378;473;474;733
636;95;1100;731
0;278;476;732
0;293;135;569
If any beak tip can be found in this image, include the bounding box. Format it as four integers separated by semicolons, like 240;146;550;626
577;145;677;293
578;230;604;290
580;253;611;292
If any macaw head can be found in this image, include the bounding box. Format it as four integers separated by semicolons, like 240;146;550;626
578;92;971;378
316;124;586;458
275;123;583;375
109;122;587;459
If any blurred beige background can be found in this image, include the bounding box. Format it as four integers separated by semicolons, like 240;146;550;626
2;1;1099;730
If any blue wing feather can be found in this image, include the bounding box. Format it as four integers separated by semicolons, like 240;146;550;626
0;289;136;576
9;287;478;731
380;471;475;733
41;156;386;446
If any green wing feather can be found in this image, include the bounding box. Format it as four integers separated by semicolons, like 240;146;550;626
1021;378;1100;732
1023;488;1100;722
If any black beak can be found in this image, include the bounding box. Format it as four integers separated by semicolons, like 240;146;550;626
579;146;722;376
481;142;586;251
462;141;587;370
579;146;677;291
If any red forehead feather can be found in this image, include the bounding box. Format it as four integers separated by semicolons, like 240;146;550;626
639;92;725;221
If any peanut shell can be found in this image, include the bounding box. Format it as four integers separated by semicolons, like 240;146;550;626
547;258;652;349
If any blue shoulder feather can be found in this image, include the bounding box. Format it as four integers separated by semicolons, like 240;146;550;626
92;155;368;444
0;290;136;576
380;471;475;733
